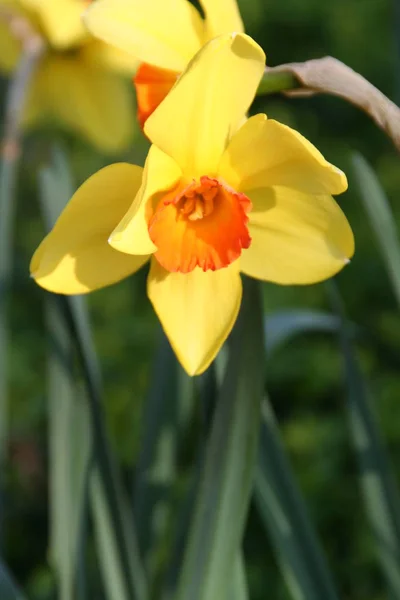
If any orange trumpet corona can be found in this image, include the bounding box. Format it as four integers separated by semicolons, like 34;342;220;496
148;176;252;273
134;63;178;128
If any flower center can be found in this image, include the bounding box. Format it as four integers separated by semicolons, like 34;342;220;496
148;176;252;274
178;178;219;221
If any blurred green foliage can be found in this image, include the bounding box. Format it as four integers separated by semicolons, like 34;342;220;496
1;0;400;598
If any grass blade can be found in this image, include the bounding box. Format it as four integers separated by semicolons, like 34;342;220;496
134;327;197;597
352;152;400;306
0;159;18;451
176;277;265;600
133;328;182;575
329;281;400;597
264;310;341;356
0;23;44;548
255;396;339;600
230;554;249;600
47;297;91;600
90;467;137;600
38;146;147;600
0;560;27;600
0;158;18;549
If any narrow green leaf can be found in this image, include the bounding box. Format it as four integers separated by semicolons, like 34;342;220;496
38;146;147;600
201;363;248;600
47;297;91;600
329;281;400;598
90;468;138;600
134;327;198;598
230;554;249;600
0;37;44;547
66;287;148;600
176;277;264;600
265;310;342;355
161;363;249;600
255;397;339;600
161;451;202;600
0;561;27;600
133;328;181;573
0;155;18;548
352;152;400;306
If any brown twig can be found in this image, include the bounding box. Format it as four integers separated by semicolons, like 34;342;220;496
0;6;45;159
262;57;400;152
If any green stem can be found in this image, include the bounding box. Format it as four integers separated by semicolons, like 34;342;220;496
256;69;299;96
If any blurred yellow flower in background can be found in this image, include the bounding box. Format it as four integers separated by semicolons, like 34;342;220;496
30;34;354;376
84;0;244;127
0;0;136;152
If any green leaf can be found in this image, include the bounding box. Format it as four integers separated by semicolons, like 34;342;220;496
264;310;342;355
0;44;43;543
230;554;249;600
255;396;339;600
176;277;264;600
161;379;249;600
329;281;400;598
0;560;27;600
0;151;19;546
90;468;142;600
67;279;147;600
133;328;187;575
47;297;91;600
38;146;147;600
160;449;202;600
352;152;400;306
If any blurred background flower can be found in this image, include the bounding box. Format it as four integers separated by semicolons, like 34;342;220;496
0;0;137;152
84;0;244;126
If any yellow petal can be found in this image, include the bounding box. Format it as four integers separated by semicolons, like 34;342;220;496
83;0;203;72
200;0;244;40
145;33;265;178
241;186;354;285
147;259;242;375
21;0;88;49
24;54;135;153
219;114;348;194
110;145;182;255
31;164;149;294
82;40;139;76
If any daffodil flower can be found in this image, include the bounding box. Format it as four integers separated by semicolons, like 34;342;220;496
30;34;354;376
0;0;136;152
84;0;244;127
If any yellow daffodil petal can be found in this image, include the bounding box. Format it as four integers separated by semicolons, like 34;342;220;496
145;33;265;178
21;0;88;49
110;145;182;255
219;114;348;195
83;0;203;72
241;186;354;284
147;259;242;375
82;40;139;76
25;55;134;153
144;33;265;177
31;164;149;294
200;0;244;40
